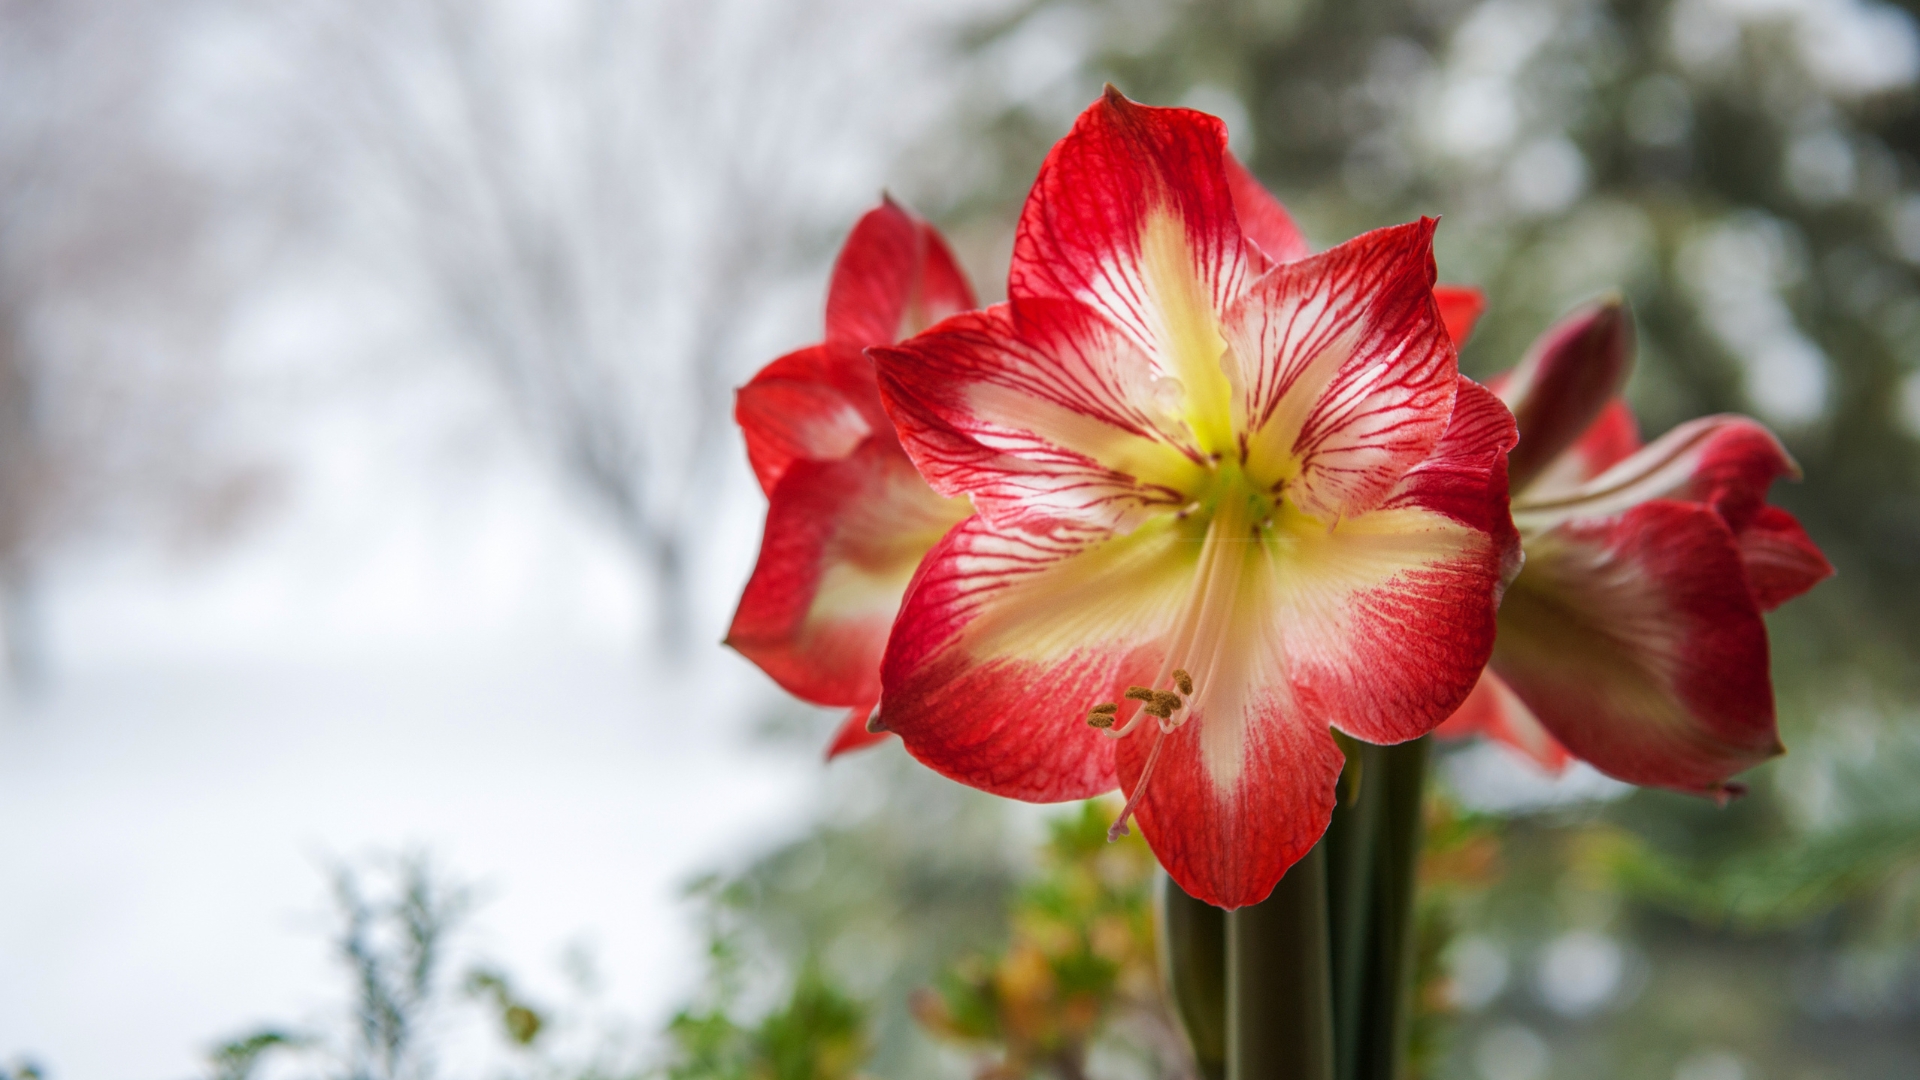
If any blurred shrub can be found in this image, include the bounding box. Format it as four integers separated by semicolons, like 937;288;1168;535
911;800;1183;1080
655;875;872;1080
1409;797;1508;1078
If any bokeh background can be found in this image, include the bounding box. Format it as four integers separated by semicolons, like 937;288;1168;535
3;1;1920;1078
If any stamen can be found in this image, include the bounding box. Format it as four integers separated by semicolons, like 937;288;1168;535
1152;690;1184;716
1172;668;1194;696
1086;702;1118;729
1121;685;1173;718
1109;727;1169;841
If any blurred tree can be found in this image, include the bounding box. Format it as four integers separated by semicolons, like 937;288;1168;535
0;0;277;689
281;0;975;650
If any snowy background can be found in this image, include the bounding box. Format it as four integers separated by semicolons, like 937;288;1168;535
0;1;986;1073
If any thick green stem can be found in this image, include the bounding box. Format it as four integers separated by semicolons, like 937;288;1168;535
1227;844;1333;1080
1352;737;1430;1080
1323;744;1381;1080
1161;876;1227;1080
1323;737;1431;1080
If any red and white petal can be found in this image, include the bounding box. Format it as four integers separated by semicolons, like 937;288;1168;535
825;198;977;348
1738;504;1834;611
873;299;1209;534
1434;671;1574;774
824;699;890;759
736;344;880;494
1118;691;1345;909
1520;398;1641;497
1380;377;1523;595
1273;498;1508;750
1500;297;1636;492
1227;219;1459;521
878;515;1222;802
1115;473;1503;907
726;439;971;709
1433;285;1487;346
1223;150;1312;268
1491;500;1781;796
1008;89;1248;453
1513;415;1799;534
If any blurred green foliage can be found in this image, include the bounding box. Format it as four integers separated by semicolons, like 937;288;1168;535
658;960;869;1080
202;853;505;1080
1408;797;1508;1078
911;800;1180;1080
655;876;872;1080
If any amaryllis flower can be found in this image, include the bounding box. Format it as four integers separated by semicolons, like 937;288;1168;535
1437;296;1833;796
726;199;976;758
869;90;1519;908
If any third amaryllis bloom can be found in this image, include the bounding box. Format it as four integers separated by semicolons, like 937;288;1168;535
1438;296;1834;796
870;90;1519;909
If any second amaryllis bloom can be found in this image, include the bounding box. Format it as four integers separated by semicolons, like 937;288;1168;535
871;90;1519;909
1438;296;1834;796
726;199;976;758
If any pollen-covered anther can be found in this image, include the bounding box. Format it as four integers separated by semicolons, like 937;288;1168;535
1086;702;1118;728
1124;684;1176;719
1172;668;1194;696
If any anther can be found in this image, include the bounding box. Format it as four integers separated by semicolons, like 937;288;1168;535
1152;690;1183;715
1172;668;1194;696
1086;702;1118;728
1124;686;1157;703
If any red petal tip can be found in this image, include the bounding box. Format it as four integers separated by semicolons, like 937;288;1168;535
825;703;892;759
1506;295;1637;490
1432;285;1487;346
